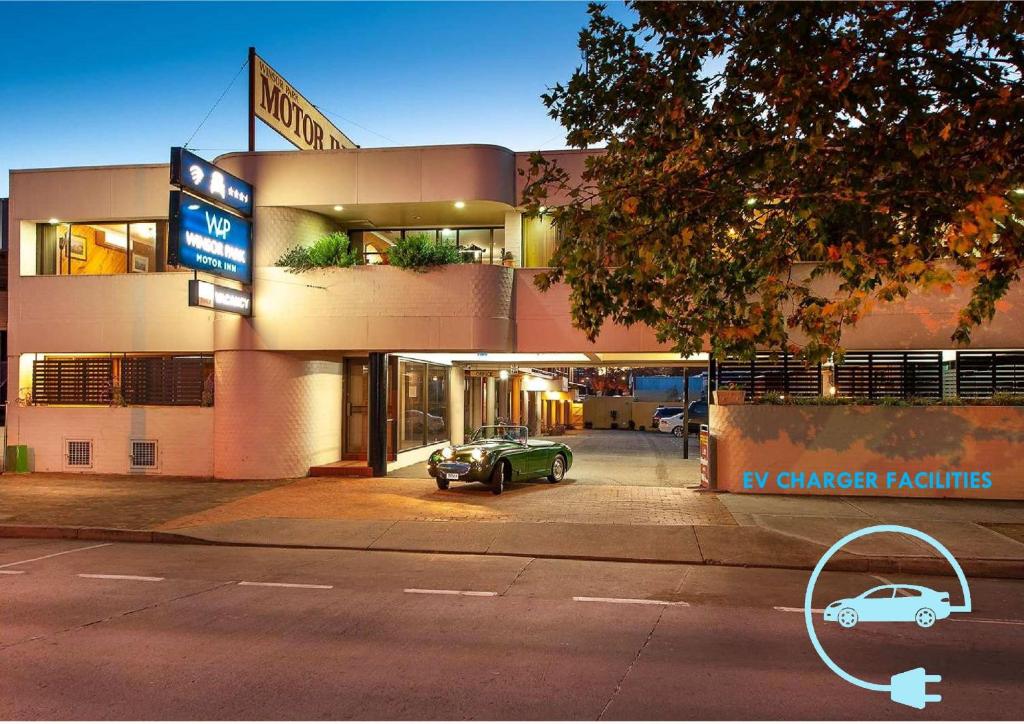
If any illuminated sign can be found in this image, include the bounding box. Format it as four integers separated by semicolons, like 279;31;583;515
250;51;356;151
168;191;252;284
188;279;252;316
170;147;253;217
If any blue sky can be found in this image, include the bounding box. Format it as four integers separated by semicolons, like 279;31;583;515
0;1;626;196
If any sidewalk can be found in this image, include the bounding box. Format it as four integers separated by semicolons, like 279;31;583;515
2;473;1023;578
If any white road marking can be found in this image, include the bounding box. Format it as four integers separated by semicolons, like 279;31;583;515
0;542;111;569
77;573;164;582
0;570;26;575
238;581;333;590
951;617;1024;627
573;596;689;607
404;588;498;597
774;606;825;614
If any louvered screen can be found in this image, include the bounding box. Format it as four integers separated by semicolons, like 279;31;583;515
834;351;943;399
121;356;210;406
32;358;113;404
956;351;1024;398
716;353;822;400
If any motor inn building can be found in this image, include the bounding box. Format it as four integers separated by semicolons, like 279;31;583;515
5;144;1024;497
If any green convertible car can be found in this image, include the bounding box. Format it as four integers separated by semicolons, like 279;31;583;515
427;425;573;495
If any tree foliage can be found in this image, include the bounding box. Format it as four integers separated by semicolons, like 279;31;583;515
522;2;1024;362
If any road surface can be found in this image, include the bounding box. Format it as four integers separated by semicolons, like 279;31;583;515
1;537;1021;719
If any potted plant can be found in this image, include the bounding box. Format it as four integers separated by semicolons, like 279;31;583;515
713;383;746;405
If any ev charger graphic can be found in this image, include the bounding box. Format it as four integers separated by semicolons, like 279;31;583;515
803;525;972;710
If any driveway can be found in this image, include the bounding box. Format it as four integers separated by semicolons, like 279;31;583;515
391;429;701;488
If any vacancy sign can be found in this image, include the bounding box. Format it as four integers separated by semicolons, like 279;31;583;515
250;50;357;151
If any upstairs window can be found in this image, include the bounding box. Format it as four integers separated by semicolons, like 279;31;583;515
34;221;170;276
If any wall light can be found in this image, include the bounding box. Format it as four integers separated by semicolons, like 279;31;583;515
48;218;59;224
453;200;465;209
333;205;344;211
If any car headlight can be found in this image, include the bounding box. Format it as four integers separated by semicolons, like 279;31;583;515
441;446;454;459
470;447;485;462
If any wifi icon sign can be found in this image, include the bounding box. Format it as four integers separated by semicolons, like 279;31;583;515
188;165;204;185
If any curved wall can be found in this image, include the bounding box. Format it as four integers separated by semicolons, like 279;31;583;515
213;351;342;479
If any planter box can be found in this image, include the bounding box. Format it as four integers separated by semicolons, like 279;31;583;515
713;389;746;406
709;403;1024;499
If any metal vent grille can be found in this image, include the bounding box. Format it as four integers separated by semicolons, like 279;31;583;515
130;440;158;469
66;440;92;468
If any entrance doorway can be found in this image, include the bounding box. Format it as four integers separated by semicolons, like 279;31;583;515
344;357;369;459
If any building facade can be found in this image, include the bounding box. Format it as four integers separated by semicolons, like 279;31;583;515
6;144;1024;482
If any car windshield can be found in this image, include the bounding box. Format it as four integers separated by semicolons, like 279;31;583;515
471;425;528;445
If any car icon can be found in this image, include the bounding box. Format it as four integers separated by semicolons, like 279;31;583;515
823;584;952;628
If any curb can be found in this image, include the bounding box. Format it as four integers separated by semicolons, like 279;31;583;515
2;524;1022;579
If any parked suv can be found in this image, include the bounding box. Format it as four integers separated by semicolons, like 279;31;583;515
657;400;709;436
651;406;685;430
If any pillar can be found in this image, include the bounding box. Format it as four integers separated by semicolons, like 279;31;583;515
511;375;522;425
470;377;483;429
497;378;510;421
485;377;497;426
528;391;542;435
449;366;465;444
368;352;388;477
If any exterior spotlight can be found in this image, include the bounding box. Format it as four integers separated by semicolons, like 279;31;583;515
333;205;344;211
48;218;59;224
454;200;466;209
499;369;510;381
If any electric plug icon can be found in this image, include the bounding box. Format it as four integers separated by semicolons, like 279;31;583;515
890;668;942;709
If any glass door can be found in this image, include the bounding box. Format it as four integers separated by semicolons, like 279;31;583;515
344;357;370;458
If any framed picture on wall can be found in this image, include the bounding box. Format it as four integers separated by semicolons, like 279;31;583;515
69;234;87;261
132;254;149;273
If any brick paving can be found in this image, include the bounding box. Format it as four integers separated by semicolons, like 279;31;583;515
158;476;734;530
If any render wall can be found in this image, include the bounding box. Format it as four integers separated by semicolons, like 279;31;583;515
710;404;1024;500
10;405;214;476
212;351;342;479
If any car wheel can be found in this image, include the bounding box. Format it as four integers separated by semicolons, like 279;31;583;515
672;426;684;438
547;455;566;483
915;608;936;628
490;461;506;495
838;608;858;628
435;476;450;491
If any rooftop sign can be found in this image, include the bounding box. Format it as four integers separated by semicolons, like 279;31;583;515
249;49;357;151
168;191;252;285
170;147;253;217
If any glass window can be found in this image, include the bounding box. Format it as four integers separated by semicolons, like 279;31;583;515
522;215;560;267
426;366;448;444
398;359;450;450
399;359;427;450
33;221;168;276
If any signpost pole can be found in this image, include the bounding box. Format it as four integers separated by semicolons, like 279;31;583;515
247;46;256;153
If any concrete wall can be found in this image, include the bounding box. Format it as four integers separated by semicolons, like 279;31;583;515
213;351;342;480
254;206;340;267
10;406;213;476
216;145;517;208
710;404;1024;499
215;265;515;353
10;272;213;354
